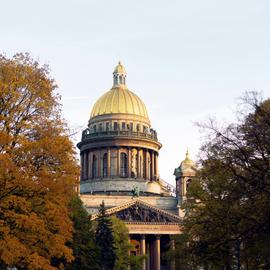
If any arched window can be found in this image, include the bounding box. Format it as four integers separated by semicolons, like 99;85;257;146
92;155;98;178
103;153;108;177
120;152;128;177
186;179;192;189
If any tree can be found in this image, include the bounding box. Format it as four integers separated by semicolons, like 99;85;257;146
65;196;100;270
182;92;270;269
95;201;116;270
0;53;79;269
110;216;144;270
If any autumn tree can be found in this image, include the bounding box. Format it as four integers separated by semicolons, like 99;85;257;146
95;201;116;270
0;53;79;269
181;92;270;269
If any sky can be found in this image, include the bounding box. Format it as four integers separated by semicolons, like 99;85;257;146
1;0;270;184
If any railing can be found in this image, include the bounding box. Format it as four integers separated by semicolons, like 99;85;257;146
159;178;176;197
81;129;158;142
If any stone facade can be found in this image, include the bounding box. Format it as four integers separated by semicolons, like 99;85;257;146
77;62;195;270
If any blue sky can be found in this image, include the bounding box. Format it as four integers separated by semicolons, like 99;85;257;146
1;0;270;184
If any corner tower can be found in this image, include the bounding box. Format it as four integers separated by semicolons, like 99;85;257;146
174;150;197;217
77;62;163;195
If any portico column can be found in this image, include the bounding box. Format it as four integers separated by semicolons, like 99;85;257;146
140;235;146;270
170;238;176;270
154;235;160;270
128;235;131;270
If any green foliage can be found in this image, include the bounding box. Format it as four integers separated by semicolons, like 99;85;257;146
65;195;100;270
180;92;270;269
95;201;116;270
110;216;144;270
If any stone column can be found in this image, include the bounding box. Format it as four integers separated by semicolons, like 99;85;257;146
151;151;155;180
154;235;160;270
107;148;111;177
85;150;89;179
89;152;93;179
137;148;140;178
128;147;131;178
98;149;101;178
117;147;120;176
170;238;176;270
128;234;131;270
140;235;146;270
155;152;159;179
145;149;148;180
83;151;87;180
146;242;150;270
87;151;91;179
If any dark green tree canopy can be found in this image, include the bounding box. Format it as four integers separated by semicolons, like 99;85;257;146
179;93;270;269
95;201;116;270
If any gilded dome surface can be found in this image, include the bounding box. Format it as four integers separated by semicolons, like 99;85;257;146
180;150;195;169
113;61;126;74
90;86;149;119
90;62;149;120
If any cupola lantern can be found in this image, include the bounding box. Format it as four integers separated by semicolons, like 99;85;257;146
113;61;127;86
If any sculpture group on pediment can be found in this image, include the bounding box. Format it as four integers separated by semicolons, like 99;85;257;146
115;204;173;223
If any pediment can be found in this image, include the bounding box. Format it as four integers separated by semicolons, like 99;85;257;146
92;199;181;224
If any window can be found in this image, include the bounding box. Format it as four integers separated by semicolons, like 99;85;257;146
99;123;103;131
106;122;110;131
114;122;118;131
93;125;97;133
120;153;128;177
92;155;98;178
122;122;126;130
186;179;192;189
136;124;140;132
130;123;133;131
103;153;108;177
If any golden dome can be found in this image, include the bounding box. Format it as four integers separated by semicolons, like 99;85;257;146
181;150;195;167
90;62;149;120
90;86;149;119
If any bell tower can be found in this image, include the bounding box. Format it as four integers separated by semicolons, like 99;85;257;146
174;150;197;217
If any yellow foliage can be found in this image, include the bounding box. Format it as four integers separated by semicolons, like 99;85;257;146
0;53;79;269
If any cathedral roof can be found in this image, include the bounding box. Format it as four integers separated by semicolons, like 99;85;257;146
90;86;149;119
90;62;149;121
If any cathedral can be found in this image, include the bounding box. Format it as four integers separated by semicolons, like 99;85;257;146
77;62;197;270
